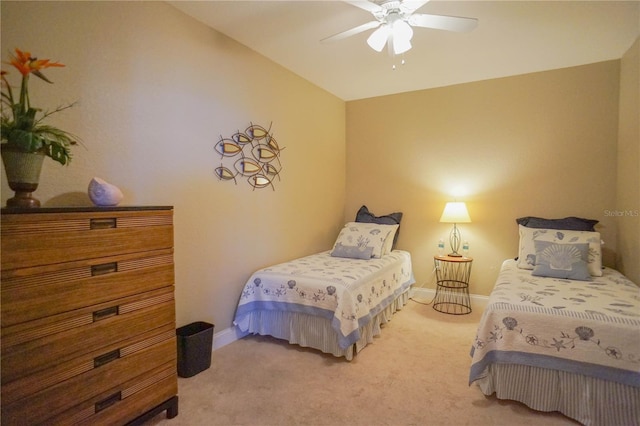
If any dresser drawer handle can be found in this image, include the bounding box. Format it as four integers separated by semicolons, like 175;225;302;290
95;391;121;413
93;306;118;321
91;262;118;276
90;218;117;229
94;349;120;368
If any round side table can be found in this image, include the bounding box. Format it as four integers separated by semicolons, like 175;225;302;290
433;255;473;315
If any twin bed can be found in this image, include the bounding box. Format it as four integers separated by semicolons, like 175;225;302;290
470;218;640;425
234;206;414;360
234;249;413;360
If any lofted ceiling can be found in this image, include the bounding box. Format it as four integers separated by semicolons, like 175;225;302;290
169;1;640;101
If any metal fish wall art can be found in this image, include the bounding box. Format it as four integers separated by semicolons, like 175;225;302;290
214;122;284;190
214;138;243;157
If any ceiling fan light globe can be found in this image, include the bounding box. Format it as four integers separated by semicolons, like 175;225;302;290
393;36;412;54
367;25;389;52
393;19;414;41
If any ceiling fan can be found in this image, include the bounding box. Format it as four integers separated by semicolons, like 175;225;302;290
322;0;478;55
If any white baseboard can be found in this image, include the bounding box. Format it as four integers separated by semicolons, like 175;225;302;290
213;324;248;350
410;287;489;312
212;288;489;352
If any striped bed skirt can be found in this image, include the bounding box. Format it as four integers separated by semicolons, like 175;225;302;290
476;363;640;426
237;289;410;360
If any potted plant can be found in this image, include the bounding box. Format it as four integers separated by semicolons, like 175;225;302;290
1;48;79;207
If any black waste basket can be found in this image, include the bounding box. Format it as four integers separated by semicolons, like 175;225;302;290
176;321;214;378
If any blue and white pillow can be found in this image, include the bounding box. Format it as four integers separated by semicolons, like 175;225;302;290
330;243;374;260
330;222;399;259
517;225;602;276
532;241;591;281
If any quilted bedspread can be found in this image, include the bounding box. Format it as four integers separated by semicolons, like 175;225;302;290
234;250;414;349
469;260;640;388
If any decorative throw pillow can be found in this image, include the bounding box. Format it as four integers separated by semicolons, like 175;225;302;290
532;241;591;281
331;222;399;259
355;205;403;250
517;225;602;276
516;216;598;231
330;243;374;260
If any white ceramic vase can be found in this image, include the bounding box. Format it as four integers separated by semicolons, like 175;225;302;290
88;177;124;206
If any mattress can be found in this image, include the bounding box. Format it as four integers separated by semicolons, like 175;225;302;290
234;250;414;355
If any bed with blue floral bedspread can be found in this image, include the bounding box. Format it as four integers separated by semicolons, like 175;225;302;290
234;249;414;360
469;259;640;425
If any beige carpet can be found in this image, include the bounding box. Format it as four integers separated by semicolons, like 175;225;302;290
148;298;578;426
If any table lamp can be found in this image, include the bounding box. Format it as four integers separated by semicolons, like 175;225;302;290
439;202;471;257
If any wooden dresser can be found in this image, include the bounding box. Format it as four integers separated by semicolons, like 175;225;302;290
1;206;178;425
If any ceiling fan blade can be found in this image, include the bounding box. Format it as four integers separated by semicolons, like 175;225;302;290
321;20;381;43
344;0;383;14
367;25;390;52
409;13;478;32
400;0;431;14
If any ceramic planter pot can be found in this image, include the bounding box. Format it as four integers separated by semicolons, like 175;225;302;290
1;146;45;208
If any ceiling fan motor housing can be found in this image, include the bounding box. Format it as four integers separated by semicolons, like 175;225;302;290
373;1;404;21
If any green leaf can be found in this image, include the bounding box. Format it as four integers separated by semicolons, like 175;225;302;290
7;128;43;151
47;143;68;165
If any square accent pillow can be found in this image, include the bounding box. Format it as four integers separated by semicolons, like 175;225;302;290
517;225;602;276
355;205;403;250
331;222;399;259
532;241;591;281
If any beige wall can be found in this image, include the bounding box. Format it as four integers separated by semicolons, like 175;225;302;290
346;61;622;297
1;1;634;337
1;1;346;330
617;37;640;284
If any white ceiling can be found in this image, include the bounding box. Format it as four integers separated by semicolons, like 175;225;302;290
169;1;640;101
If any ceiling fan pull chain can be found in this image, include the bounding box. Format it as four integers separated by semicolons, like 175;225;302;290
391;54;406;70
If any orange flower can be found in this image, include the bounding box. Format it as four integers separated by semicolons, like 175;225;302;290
2;48;77;166
9;48;64;78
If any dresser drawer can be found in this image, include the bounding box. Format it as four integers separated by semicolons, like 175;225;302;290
1;249;174;327
1;209;173;270
1;324;175;405
75;364;177;426
1;333;176;425
1;288;175;384
78;367;177;426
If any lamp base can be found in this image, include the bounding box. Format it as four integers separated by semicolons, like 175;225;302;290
447;252;463;257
